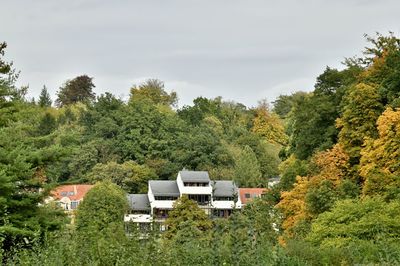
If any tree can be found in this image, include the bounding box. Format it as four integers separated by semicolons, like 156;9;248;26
360;107;400;198
86;161;157;193
252;100;287;145
75;181;128;232
38;85;52;107
37;112;57;135
55;75;95;107
164;195;212;240
233;145;263;187
129;79;177;107
307;197;400;248
337;83;383;170
272;91;308;119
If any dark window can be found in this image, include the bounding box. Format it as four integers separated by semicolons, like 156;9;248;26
213;196;234;201
70;201;78;209
188;194;210;205
154;196;178;201
183;182;209;187
245;193;251;199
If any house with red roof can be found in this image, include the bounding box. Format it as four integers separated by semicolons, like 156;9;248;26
50;184;93;211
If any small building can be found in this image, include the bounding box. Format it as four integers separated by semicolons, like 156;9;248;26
50;184;93;211
239;188;266;205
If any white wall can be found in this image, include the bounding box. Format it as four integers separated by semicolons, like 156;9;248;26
124;214;152;223
177;173;212;195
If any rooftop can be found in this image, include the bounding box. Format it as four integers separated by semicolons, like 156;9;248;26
149;180;180;197
127;194;150;210
179;170;210;183
213;180;237;197
51;184;93;201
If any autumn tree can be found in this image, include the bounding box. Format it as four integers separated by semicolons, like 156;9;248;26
252;100;287;145
129;79;177;107
360;107;400;198
55;75;95;107
337;83;383;171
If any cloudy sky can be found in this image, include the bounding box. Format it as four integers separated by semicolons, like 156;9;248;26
1;0;400;107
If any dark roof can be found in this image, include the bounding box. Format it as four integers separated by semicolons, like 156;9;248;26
179;171;210;183
127;194;150;210
149;180;180;196
213;181;237;197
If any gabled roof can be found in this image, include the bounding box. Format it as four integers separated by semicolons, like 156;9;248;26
149;180;180;196
127;194;150;211
213;180;237;197
179;171;210;183
51;184;93;201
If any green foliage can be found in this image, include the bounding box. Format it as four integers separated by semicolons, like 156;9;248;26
86;161;157;193
307;197;400;249
75;181;128;232
233;145;263;187
55;75;95;107
38;86;52;107
164;195;212;240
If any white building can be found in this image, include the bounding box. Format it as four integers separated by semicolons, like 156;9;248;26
124;170;241;226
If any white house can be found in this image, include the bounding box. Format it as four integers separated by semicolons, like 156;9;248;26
125;170;241;227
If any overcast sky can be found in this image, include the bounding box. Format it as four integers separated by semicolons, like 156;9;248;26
1;0;400;107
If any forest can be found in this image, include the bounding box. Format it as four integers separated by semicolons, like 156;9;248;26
1;32;400;265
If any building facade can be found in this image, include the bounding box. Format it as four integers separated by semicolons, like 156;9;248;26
125;171;241;226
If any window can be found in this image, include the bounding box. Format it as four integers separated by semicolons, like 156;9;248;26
245;193;251;199
154;196;178;201
60;192;68;197
213;196;234;201
183;182;209;187
70;201;79;209
188;194;210;205
68;191;75;196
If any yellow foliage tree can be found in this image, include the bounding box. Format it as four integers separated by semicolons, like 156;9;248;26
252;102;287;145
360;107;400;198
277;144;350;242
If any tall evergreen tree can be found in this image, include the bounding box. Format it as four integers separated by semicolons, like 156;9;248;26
38;85;52;107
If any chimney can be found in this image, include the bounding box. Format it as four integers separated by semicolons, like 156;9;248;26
73;185;77;195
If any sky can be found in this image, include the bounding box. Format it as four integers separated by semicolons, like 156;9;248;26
1;0;400;107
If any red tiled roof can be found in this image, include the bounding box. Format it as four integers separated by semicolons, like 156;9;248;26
239;188;266;205
51;184;94;201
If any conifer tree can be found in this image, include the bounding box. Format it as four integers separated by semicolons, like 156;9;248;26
38;85;52;107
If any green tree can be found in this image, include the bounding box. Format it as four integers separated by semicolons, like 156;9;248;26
38;85;52;107
55;75;95;107
307;197;400;248
164;195;212;240
37;112;57;135
75;181;128;232
233;145;263;187
86;161;157;193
